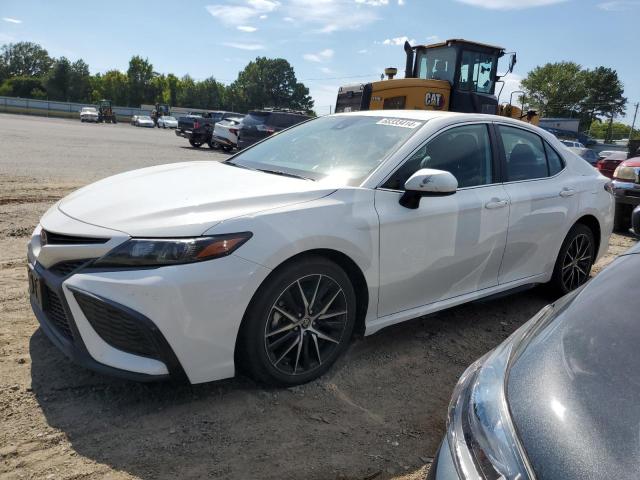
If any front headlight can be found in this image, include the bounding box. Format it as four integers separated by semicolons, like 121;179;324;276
93;232;252;267
613;166;638;182
447;305;555;480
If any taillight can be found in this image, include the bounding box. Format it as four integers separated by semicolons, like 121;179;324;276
193;121;200;129
596;160;604;170
229;128;238;135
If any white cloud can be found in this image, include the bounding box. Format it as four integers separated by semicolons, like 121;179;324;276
398;0;405;4
283;16;295;21
455;0;567;9
2;17;22;24
357;48;369;54
259;14;268;18
320;66;334;74
221;41;265;50
237;25;258;31
381;36;415;46
303;48;334;62
206;0;279;26
355;0;389;4
286;0;381;33
598;0;640;10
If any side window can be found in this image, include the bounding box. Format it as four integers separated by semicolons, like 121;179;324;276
499;126;549;181
545;142;565;176
459;51;496;93
382;124;493;190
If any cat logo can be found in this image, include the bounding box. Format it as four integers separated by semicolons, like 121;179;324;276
425;92;445;109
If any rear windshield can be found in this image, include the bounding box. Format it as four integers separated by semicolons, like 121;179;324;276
242;112;270;127
243;112;309;128
228;115;424;186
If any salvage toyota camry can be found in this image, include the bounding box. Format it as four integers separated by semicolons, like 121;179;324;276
28;111;614;385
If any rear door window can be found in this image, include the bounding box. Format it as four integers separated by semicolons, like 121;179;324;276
499;126;549;181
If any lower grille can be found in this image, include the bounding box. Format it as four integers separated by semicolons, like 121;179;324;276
44;285;73;340
73;292;159;359
49;259;94;277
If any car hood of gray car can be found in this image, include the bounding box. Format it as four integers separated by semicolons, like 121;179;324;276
507;247;640;480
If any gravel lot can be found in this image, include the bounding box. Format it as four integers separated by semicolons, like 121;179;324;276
0;113;636;480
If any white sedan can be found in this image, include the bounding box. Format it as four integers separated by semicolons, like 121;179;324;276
157;116;178;129
134;115;155;128
80;107;98;122
27;111;614;385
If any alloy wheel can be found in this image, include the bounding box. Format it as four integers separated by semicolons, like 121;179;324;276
264;274;348;376
561;233;593;291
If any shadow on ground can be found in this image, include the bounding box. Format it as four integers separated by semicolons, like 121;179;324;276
30;288;552;479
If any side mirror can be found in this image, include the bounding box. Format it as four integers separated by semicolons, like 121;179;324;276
632;205;640;237
400;168;457;209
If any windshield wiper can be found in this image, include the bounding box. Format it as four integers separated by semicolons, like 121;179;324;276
255;168;314;181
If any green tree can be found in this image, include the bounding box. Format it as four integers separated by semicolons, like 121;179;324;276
97;70;129;106
521;62;587;117
45;57;72;101
68;59;91;102
127;55;154;106
0;42;53;79
166;73;179;106
0;76;46;97
228;57;313;112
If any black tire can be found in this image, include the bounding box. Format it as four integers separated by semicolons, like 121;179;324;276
189;139;202;148
613;204;631;232
221;145;233;153
238;256;356;386
207;140;219;149
549;223;595;295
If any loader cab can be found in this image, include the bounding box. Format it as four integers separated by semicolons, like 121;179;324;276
407;39;511;115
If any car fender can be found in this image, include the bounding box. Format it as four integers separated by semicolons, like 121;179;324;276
204;189;380;324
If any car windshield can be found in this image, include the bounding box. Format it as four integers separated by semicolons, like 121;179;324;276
228;115;424;185
82;108;96;112
164;116;176;121
140;116;152;120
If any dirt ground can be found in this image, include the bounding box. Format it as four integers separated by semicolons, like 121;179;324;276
0;113;636;480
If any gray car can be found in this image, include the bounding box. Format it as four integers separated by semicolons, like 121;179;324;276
428;210;640;480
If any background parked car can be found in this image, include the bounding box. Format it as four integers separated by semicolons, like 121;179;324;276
79;107;98;123
428;228;640;480
237;109;312;150
612;156;640;230
561;139;585;148
598;149;621;159
210;116;244;151
134;115;155;128
596;150;628;178
130;115;139;126
175;110;243;148
567;147;599;166
157;115;178;129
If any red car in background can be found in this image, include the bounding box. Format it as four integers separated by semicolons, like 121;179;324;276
612;156;640;230
596;151;628;178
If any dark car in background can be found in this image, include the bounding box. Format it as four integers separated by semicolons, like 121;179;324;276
596;150;628;178
612;156;640;230
175;110;243;147
236;109;311;150
428;213;640;480
567;146;599;166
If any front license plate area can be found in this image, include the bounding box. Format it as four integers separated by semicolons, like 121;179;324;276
28;267;47;310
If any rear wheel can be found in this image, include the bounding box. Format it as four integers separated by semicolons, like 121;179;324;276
549;224;595;295
221;145;233;153
207;140;219;149
238;256;356;386
189;139;202;148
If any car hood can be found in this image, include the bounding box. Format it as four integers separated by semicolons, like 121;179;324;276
57;161;336;236
621;157;640;167
507;251;640;480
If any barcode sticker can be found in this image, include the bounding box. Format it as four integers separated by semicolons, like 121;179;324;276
376;118;423;129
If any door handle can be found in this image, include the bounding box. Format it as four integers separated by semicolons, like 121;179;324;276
559;188;576;198
485;199;509;209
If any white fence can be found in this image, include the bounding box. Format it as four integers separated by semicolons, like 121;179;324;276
0;96;151;121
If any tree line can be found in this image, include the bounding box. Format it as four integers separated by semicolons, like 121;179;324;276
520;61;631;141
0;42;314;113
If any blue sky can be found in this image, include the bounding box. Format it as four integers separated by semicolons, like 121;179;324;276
1;0;638;121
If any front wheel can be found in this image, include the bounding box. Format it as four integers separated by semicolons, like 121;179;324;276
238;256;356;386
549;224;595;295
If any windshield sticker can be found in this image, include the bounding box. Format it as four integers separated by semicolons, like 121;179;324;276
376;118;422;129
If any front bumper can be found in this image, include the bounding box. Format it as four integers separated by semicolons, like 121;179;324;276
612;180;640;206
29;215;272;384
426;438;460;480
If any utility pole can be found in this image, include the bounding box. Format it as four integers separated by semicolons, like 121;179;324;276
629;102;639;145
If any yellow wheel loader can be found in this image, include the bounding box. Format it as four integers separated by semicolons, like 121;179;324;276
335;39;538;125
